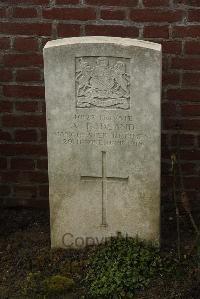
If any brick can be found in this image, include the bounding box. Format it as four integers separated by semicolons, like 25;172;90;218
5;0;49;4
183;177;200;189
171;58;200;70
161;175;173;188
162;41;182;55
179;120;200;131
0;69;12;82
57;24;81;37
15;102;39;112
40;129;47;142
0;171;21;183
0;186;10;196
0;37;10;50
11;159;35;170
162;55;169;71
85;25;139;38
100;9;126;20
167;119;200;132
3;198;47;207
161;119;178;130
185;41;200;55
161;162;171;174
0;102;13;113
13;186;37;198
0;8;7;18
4;54;43;67
14;37;38;52
143;0;169;6
40;102;46;113
0;159;7;169
37;159;48;169
175;0;200;6
56;0;79;3
0;130;12;142
130;9;183;22
43;8;96;20
162;72;180;85
3;85;44;99
144;26;169;38
188;9;200;21
167;89;200;101
173;26;200;38
15;129;38;142
183;73;200;87
39;185;49;197
16;69;41;82
171;134;195;147
180;163;196;174
2;115;46;128
13;7;37;18
161;133;167;147
86;0;138;6
181;104;200;116
0;144;47;156
0;22;52;36
161;102;177;116
24;171;48;183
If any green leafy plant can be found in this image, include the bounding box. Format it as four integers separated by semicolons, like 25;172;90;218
43;274;75;296
85;236;163;298
23;272;75;298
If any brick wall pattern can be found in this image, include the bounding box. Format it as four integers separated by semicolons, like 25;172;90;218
0;0;200;209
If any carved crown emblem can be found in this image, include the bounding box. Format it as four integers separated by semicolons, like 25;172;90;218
75;56;130;109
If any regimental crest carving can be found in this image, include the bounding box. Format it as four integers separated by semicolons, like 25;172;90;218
75;56;130;109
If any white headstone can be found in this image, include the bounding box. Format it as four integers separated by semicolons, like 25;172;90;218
44;37;161;248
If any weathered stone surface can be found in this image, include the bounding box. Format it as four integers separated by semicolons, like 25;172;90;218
44;36;161;248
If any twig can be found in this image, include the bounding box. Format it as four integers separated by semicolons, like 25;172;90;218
180;191;199;235
189;212;200;235
176;129;200;256
171;153;181;260
176;130;184;191
188;233;200;256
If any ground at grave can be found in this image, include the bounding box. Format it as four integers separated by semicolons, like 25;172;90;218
0;208;200;298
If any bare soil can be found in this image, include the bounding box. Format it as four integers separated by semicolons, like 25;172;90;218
0;208;199;298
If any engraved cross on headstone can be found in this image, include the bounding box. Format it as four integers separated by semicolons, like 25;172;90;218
81;151;129;227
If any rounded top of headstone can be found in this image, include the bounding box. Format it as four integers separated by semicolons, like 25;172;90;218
44;36;161;52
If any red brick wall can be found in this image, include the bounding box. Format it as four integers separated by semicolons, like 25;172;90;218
0;0;200;208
